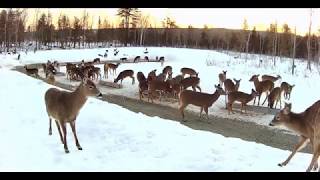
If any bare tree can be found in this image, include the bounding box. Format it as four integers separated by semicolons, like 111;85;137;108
138;13;150;46
292;26;296;75
307;8;313;71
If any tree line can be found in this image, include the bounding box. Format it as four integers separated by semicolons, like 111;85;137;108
0;8;319;63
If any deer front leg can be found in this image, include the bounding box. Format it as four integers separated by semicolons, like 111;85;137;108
278;136;308;167
60;122;69;153
70;121;82;150
199;107;203;118
49;117;52;135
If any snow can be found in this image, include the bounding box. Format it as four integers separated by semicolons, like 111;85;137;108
4;46;318;127
0;68;313;171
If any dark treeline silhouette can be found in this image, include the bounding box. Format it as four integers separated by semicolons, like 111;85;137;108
0;8;319;63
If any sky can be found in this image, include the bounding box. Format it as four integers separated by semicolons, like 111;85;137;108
18;8;320;36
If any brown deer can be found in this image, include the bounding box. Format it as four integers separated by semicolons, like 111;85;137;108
179;85;225;120
218;70;227;87
24;65;40;78
269;102;320;172
114;70;135;85
45;78;102;153
137;72;148;100
93;67;101;80
181;67;198;78
104;63;120;79
180;76;201;92
267;87;282;109
46;71;55;85
162;66;173;75
223;78;241;108
261;74;282;82
249;74;274;106
147;69;157;82
227;89;258;114
93;58;100;64
280;82;295;100
147;80;172;103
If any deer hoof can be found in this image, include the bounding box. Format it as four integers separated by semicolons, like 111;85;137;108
65;149;70;153
278;163;284;167
78;147;83;150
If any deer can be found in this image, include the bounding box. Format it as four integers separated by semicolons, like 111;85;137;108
147;69;157;82
218;70;227;87
24;65;40;78
45;77;103;153
46;71;55;85
114;70;135;85
162;66;173;76
156;72;167;82
267;87;282;109
148;79;172;103
93;58;100;64
180;76;201;92
269;102;320;172
181;67;198;78
179;85;226;121
249;74;274;106
227;89;258;115
104;63;120;79
280;82;295;100
93;67;101;80
261;74;282;82
137;72;148;100
224;78;241;108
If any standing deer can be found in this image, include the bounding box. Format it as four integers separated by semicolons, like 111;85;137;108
280;82;295;100
45;78;102;153
227;89;258;114
218;70;227;87
179;85;225;120
114;70;135;85
224;78;241;108
269;102;320;172
24;65;40;78
104;63;120;79
180;76;201;92
137;72;148;100
267;87;282;109
249;74;274;106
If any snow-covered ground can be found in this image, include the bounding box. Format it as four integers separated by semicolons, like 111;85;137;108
0;66;313;171
4;47;319;127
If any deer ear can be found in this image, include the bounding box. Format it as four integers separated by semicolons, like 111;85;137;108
82;77;88;85
283;103;292;114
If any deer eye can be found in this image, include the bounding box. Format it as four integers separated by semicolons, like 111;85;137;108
89;86;93;89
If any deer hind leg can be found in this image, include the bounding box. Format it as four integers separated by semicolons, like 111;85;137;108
199;107;203;118
131;76;135;85
55;120;64;144
196;85;201;92
262;92;268;105
60;122;69;153
306;146;320;172
49;117;52;135
192;86;196;92
70;121;82;150
279;136;308;167
204;106;209;121
179;104;187;120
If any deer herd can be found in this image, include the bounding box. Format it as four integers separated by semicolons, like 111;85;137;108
22;54;320;172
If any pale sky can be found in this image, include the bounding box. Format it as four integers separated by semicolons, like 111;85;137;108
17;8;320;36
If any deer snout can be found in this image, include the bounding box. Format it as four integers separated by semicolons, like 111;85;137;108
97;92;103;98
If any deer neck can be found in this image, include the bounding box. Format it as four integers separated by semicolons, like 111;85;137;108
253;79;260;88
210;90;221;104
286;112;311;137
247;93;256;103
70;83;88;110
